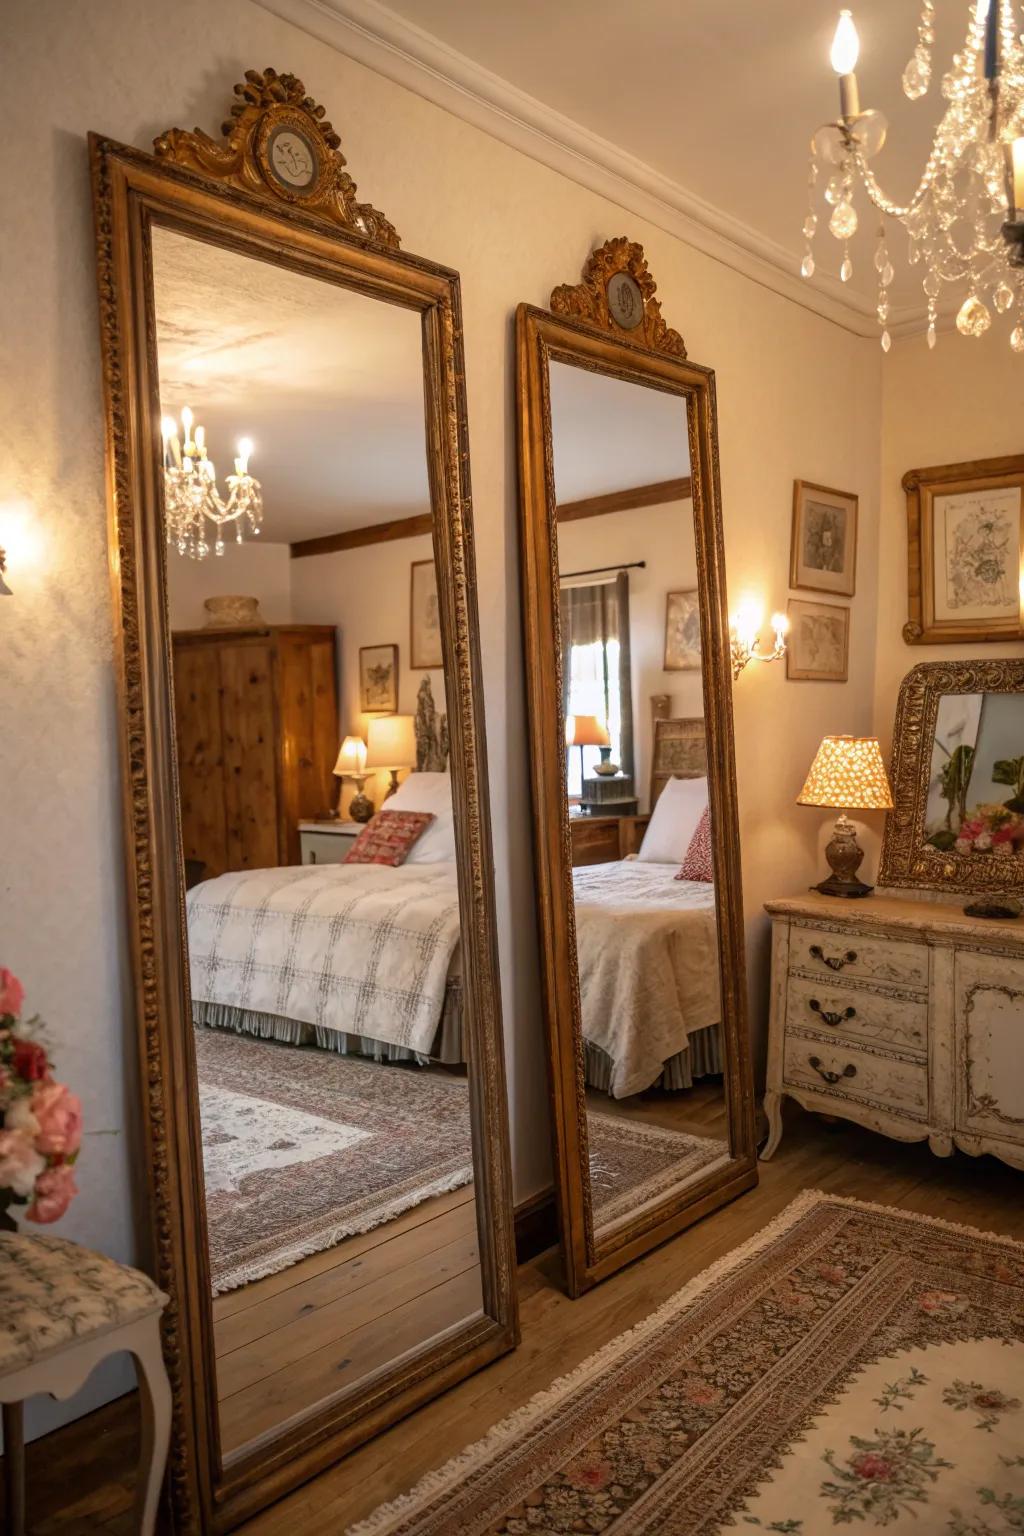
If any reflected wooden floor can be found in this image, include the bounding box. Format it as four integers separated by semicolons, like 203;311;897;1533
214;1184;481;1455
587;1074;728;1139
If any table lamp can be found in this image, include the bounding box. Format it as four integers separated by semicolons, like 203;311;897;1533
333;735;373;823
365;714;417;799
797;735;893;898
565;714;610;797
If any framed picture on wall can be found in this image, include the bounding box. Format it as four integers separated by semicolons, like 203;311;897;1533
664;589;702;670
359;644;398;712
790;480;858;598
903;454;1024;644
410;559;443;669
785;598;850;682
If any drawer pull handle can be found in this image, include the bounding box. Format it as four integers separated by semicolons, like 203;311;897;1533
809;944;858;972
809;999;857;1027
808;1055;857;1086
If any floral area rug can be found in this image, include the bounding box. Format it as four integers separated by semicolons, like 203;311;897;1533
586;1112;730;1236
348;1191;1024;1536
194;1028;472;1295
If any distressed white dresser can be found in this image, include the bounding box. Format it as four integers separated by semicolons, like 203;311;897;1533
761;893;1024;1172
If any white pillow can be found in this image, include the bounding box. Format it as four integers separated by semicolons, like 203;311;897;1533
637;776;709;864
386;771;456;863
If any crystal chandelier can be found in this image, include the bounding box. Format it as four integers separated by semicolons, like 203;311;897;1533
160;407;263;558
802;1;1024;352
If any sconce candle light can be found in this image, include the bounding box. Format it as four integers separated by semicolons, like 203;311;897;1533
729;600;788;679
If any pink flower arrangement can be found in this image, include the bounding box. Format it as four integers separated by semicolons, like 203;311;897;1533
953;804;1024;857
0;968;81;1228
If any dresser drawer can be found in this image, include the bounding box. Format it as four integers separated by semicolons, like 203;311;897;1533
791;923;928;992
786;973;927;1057
783;1033;928;1119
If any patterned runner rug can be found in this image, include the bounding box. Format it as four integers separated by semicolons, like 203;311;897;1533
587;1112;730;1235
349;1191;1024;1536
194;1028;473;1294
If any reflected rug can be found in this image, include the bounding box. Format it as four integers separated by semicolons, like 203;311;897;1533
586;1113;730;1235
194;1028;472;1294
349;1191;1024;1536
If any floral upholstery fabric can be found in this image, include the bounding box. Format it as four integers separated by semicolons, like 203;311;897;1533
0;1233;168;1374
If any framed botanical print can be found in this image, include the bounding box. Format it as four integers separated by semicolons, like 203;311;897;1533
410;559;443;669
790;480;858;598
359;644;398;712
903;454;1024;644
786;598;850;682
664;589;702;670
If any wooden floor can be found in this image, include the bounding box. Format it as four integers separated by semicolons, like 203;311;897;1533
12;1104;1024;1533
214;1185;481;1456
587;1075;728;1138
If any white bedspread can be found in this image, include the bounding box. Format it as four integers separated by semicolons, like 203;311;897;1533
187;862;461;1055
573;861;721;1098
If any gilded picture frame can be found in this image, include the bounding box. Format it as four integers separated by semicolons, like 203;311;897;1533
903;455;1024;645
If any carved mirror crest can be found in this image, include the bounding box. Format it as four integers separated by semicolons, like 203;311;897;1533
516;239;757;1297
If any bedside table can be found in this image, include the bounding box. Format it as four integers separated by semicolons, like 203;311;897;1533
298;820;361;865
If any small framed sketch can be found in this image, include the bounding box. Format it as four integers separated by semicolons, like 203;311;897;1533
790;480;858;598
786;599;849;682
359;644;398;712
410;559;443;669
903;455;1024;644
664;590;702;670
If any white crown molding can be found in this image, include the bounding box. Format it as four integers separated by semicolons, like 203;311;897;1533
255;0;932;340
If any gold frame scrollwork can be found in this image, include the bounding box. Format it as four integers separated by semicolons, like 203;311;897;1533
516;240;757;1298
90;79;515;1533
878;659;1024;895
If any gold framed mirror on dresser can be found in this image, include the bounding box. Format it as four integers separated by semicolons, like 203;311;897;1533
516;239;758;1298
90;69;516;1532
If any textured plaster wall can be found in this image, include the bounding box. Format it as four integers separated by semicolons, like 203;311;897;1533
2;0;881;1430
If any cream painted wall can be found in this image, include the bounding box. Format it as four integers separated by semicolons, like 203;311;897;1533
2;0;881;1432
557;500;702;812
874;331;1024;776
166;541;294;629
289;532;446;809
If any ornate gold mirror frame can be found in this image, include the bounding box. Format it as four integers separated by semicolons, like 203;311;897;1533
515;239;757;1297
90;70;516;1532
879;659;1024;894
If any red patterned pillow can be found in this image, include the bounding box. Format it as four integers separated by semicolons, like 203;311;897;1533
346;810;436;867
676;807;714;883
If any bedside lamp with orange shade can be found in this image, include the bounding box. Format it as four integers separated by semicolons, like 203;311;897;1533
365;714;417;800
797;735;893;898
565;714;610;795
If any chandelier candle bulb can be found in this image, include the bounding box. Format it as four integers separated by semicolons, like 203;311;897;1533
831;10;861;119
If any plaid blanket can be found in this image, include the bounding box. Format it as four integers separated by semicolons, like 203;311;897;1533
186;863;462;1055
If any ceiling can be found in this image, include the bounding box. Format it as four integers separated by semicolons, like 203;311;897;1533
153;226;685;540
368;0;980;316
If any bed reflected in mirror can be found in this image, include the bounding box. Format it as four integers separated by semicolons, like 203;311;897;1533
152;226;481;1460
549;361;732;1249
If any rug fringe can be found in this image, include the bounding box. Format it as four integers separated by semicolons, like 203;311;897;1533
211;1165;473;1295
346;1188;1021;1536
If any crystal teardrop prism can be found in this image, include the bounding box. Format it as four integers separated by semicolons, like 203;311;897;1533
881;262;895;288
801;251;815;279
994;283;1014;314
830;201;858;240
803;214;818;240
840;256;853;283
902;52;930;100
927;322;937;349
955;294;992;338
874;245;889;272
881;329;892;352
1012;325;1024;354
824;174;844;206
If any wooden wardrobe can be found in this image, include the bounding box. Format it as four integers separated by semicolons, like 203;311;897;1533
172;625;338;879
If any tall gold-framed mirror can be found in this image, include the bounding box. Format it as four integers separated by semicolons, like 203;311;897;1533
516;240;757;1296
90;70;516;1531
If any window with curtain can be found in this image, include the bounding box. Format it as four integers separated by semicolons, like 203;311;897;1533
560;571;634;799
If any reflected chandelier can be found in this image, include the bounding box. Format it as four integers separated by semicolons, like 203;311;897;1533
161;407;263;559
802;0;1024;351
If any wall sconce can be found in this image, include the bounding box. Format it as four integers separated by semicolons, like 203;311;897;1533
0;548;10;596
729;600;788;679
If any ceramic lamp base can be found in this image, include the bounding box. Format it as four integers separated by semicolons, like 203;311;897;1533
813;812;873;899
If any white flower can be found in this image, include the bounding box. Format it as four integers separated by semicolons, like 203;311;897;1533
954;838;972;853
3;1096;39;1137
975;832;993;851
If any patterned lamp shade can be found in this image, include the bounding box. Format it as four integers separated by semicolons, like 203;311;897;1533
797;735;894;811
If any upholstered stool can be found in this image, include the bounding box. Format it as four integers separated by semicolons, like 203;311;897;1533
0;1233;171;1535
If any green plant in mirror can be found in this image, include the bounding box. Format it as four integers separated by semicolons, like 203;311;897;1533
930;744;975;849
993;755;1024;813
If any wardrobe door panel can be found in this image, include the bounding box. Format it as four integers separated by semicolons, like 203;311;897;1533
219;640;280;872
